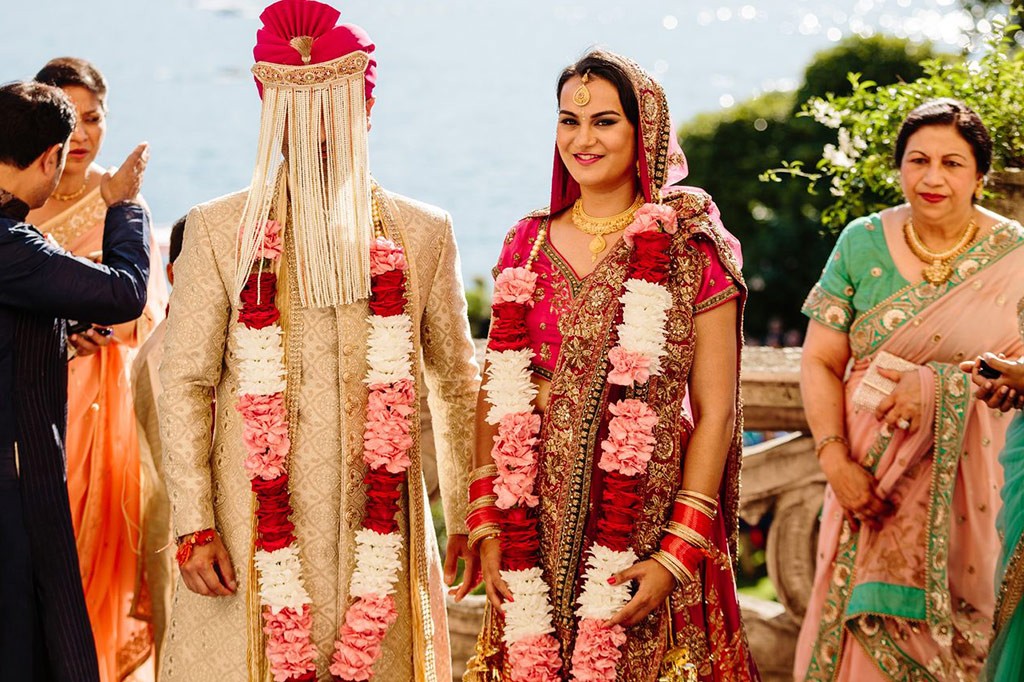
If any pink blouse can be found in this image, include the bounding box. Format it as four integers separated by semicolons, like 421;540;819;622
493;217;739;377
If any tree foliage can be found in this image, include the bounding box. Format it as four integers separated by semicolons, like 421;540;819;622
679;35;937;340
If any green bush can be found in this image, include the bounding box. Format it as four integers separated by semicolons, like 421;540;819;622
764;18;1024;232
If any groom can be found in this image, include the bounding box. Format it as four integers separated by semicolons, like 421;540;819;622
158;1;480;679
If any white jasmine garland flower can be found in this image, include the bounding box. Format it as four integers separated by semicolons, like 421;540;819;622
235;325;287;395
500;567;558;644
616;280;672;374
254;546;311;613
575;545;638;620
364;315;415;385
484;348;537;424
349;528;404;598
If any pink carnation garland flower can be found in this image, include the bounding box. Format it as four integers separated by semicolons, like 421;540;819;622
260;219;284;260
622;203;678;247
262;605;317;682
606;346;653;386
330;594;399;681
598;399;658;477
569;618;627;681
368;236;408;276
507;634;563;681
493;266;539;305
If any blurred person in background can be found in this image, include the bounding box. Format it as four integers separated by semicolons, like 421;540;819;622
128;214;188;677
0;80;151;682
28;57;168;681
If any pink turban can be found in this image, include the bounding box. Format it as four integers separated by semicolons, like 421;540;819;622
253;0;377;98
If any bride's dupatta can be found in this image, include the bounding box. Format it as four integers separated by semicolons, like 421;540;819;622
798;222;1024;681
465;52;757;682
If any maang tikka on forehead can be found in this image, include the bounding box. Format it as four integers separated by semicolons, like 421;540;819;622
572;71;591;107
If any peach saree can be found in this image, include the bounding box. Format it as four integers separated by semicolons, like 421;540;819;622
796;219;1024;681
42;188;168;681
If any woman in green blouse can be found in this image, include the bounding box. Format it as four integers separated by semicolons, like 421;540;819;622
794;99;1024;681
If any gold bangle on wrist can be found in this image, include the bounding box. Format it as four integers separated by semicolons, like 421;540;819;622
652;550;695;585
814;435;849;459
468;495;498;513
674;494;717;520
470;464;498;483
666;522;711;551
468;524;501;551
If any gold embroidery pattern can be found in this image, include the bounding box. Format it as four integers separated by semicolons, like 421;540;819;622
41;187;105;249
848;617;938;682
252;52;370;87
802;283;854;333
994;536;1024;633
848;222;1024;359
694;283;739;315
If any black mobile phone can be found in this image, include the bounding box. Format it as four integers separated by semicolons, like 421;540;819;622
978;358;1003;379
66;320;92;336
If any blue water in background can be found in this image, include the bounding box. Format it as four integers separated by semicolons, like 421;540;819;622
1;0;968;283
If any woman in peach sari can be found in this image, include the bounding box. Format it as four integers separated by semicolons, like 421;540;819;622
28;58;168;681
796;99;1024;680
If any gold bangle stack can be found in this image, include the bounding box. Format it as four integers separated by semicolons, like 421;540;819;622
652;550;696;584
666;522;711;551
675;490;718;519
470;463;497;483
468;524;501;551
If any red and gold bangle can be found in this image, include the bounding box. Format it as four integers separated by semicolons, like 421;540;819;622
467;464;501;550
175;528;216;566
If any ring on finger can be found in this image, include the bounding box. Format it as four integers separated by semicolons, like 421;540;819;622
896;418;910;430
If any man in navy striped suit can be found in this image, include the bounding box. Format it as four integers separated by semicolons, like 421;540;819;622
0;81;152;682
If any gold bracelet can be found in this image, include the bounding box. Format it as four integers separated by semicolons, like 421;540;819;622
677;489;718;508
468;495;498;513
470;464;498;483
652;550;695;585
666;522;711;551
674;494;717;520
815;435;849;459
468;524;501;551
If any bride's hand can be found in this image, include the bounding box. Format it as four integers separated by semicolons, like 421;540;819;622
604;558;677;628
479;537;512;610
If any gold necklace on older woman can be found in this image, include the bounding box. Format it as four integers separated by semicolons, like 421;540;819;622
571;193;645;261
903;216;979;286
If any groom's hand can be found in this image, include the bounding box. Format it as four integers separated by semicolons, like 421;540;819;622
444;534;480;602
180;532;238;597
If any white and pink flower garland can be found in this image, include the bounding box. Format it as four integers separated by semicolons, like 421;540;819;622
483;265;563;681
235;222;416;682
568;203;678;681
234;219;317;682
329;236;416;682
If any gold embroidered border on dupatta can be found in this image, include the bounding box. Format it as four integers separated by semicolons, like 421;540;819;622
41;187;106;248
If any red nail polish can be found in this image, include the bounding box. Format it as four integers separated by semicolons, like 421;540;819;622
607;576;616;584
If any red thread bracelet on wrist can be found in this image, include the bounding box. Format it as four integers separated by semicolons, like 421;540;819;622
175;528;217;566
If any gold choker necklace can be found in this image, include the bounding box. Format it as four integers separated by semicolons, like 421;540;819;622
51;177;89;203
903;217;979;286
571;193;645;261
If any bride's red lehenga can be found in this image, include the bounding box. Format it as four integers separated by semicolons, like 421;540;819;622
465;51;761;682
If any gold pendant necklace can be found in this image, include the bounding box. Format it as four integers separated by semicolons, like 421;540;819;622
903;217;979;286
570;193;645;261
51;175;89;203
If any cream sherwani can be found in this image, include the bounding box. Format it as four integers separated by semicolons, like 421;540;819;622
158;187;479;681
